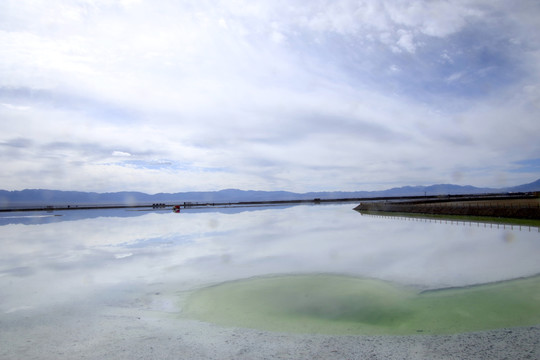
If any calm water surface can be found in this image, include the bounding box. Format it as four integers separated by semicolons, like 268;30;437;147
1;203;539;317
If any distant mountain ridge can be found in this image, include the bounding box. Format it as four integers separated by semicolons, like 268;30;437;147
1;178;539;208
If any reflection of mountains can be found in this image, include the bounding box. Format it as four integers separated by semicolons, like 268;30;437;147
359;212;540;232
0;208;145;226
0;204;296;226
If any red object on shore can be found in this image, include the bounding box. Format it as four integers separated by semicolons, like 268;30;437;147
173;205;180;213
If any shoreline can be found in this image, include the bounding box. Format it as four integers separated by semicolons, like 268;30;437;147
3;274;538;360
2;191;536;213
3;302;538;360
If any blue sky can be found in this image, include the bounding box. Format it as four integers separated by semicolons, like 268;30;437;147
1;0;539;193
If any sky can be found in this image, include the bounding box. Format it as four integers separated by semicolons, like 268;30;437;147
1;0;539;193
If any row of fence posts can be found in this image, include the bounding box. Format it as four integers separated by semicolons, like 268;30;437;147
424;201;540;209
360;213;540;232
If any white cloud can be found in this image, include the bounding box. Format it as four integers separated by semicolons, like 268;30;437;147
396;29;417;53
112;151;132;157
385;0;481;37
271;30;286;44
0;0;539;192
446;71;465;83
1;103;30;111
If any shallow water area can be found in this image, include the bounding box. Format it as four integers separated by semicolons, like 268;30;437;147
184;273;540;335
1;203;539;358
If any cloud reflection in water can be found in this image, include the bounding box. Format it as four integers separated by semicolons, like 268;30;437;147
0;204;539;314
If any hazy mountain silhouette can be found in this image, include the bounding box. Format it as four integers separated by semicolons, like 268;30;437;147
1;178;539;208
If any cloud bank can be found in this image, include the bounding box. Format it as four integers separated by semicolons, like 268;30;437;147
1;0;539;192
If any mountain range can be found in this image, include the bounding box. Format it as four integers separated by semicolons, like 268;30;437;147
1;178;539;208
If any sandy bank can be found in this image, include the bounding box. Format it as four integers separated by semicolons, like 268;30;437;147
1;300;538;360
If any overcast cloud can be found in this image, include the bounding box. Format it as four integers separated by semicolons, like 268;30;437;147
1;0;539;193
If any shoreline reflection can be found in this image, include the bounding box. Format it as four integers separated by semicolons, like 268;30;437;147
358;212;540;232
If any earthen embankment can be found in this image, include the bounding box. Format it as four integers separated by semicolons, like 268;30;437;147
354;194;540;220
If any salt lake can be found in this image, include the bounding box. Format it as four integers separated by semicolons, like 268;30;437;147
1;203;539;358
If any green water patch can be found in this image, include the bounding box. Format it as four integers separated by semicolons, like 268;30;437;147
183;274;540;335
